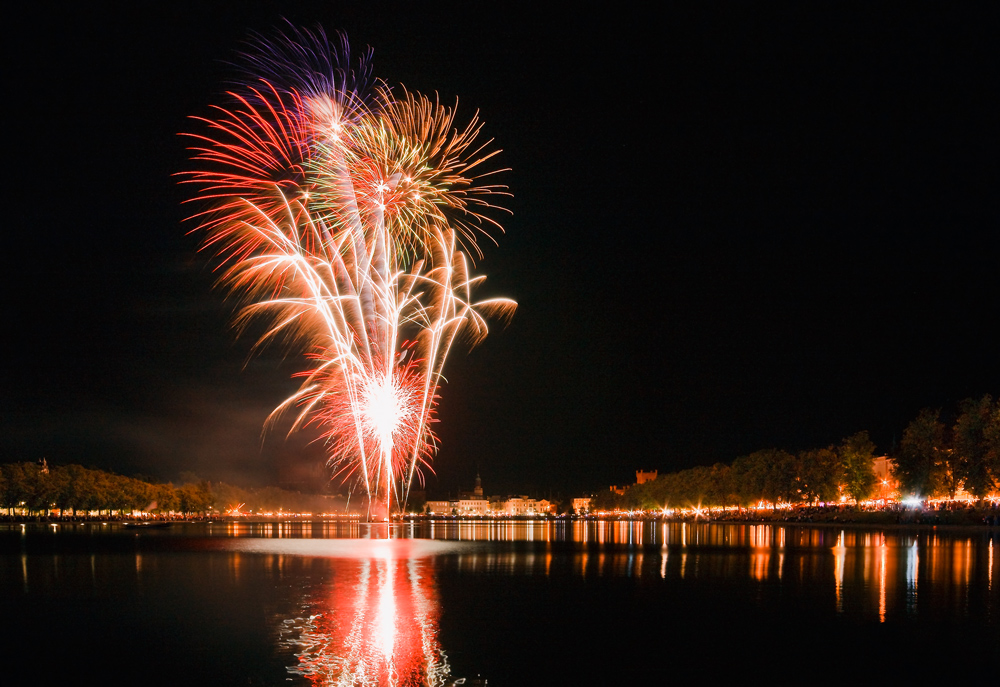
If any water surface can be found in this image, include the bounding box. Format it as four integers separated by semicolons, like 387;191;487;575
2;521;997;685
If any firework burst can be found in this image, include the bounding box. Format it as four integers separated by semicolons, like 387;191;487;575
182;27;514;516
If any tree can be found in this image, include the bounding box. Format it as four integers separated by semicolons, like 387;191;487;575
152;482;180;513
731;449;796;506
796;447;841;503
987;402;1000;484
21;463;50;514
730;453;766;506
705;463;733;507
681;465;715;507
178;482;213;514
760;449;798;504
77;467;105;513
839;431;876;505
591;488;624;512
1;463;33;514
895;408;945;498
41;466;69;516
954;395;998;499
623;480;660;510
211;482;251;512
59;465;85;515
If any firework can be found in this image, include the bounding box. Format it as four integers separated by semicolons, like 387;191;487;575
182;27;514;516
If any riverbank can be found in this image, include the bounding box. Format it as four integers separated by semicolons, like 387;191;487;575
702;503;1000;527
3;504;999;529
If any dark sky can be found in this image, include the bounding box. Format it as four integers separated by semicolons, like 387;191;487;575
4;3;998;498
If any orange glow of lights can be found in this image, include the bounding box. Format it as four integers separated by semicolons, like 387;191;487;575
286;555;450;685
879;536;887;623
832;530;846;614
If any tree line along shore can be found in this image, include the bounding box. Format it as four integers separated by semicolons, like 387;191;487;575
591;394;999;513
3;394;996;522
0;463;349;518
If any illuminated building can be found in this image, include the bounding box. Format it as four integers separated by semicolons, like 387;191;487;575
636;469;658;485
872;456;900;501
457;498;489;515
423;475;555;516
609;470;659;496
455;473;489;514
501;497;553;515
425;473;490;515
425;500;455;515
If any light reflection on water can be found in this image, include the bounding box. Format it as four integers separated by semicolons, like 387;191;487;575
279;554;451;686
182;520;998;628
2;521;998;685
5;521;998;593
216;521;994;674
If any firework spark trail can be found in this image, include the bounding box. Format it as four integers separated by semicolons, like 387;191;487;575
182;27;514;516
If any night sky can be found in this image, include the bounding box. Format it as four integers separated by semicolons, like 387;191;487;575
4;4;998;498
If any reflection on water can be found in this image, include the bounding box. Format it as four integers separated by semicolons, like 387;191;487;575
2;520;998;684
180;520;1000;629
217;539;463;685
395;521;993;625
833;531;846;613
281;553;450;686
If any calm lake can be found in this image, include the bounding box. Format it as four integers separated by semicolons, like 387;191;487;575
2;520;998;685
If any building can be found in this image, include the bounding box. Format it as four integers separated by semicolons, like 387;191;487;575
423;474;558;516
425;473;490;515
872;456;900;500
457;497;489;515
501;496;552;515
456;473;489;514
572;497;592;514
609;470;659;496
636;469;658;485
425;500;455;515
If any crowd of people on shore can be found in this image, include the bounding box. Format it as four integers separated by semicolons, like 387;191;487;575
589;500;1000;527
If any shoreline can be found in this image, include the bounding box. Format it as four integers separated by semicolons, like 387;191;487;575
2;514;998;532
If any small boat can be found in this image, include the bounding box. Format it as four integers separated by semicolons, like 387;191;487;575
123;521;173;529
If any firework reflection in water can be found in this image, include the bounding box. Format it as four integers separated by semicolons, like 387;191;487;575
281;555;451;686
183;25;514;515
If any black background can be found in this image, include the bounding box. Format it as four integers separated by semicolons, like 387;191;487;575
4;3;998;498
